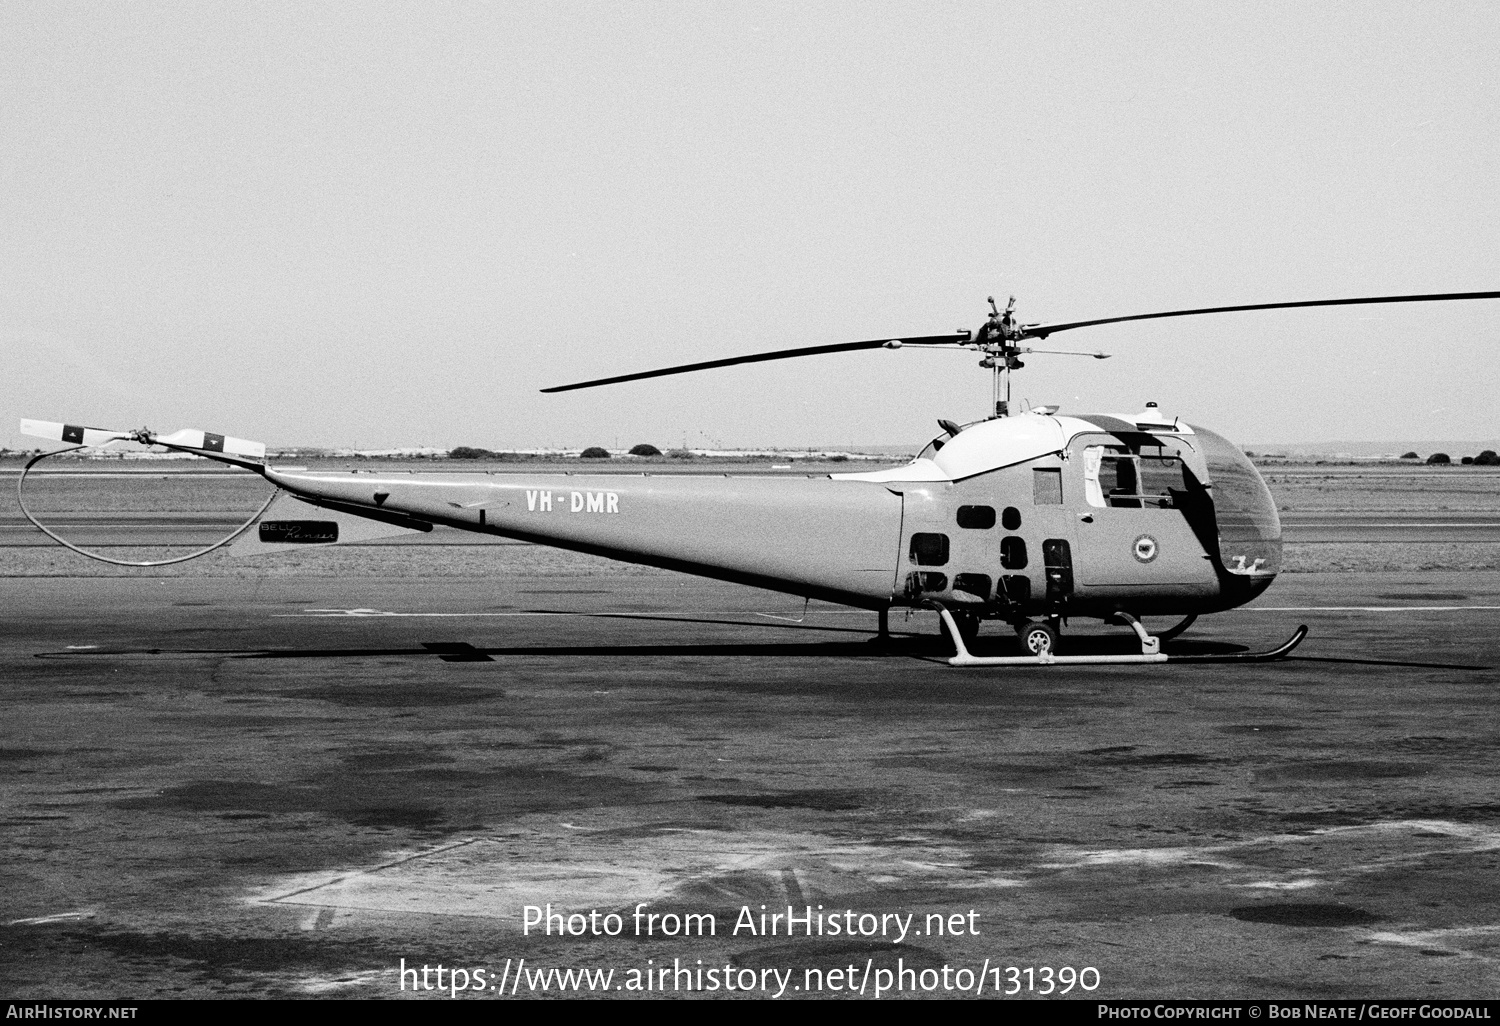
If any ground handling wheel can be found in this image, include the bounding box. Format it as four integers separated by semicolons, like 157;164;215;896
1016;620;1058;656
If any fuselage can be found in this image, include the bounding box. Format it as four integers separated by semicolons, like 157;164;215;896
262;409;1281;621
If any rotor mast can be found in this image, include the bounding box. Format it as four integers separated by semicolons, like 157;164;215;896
975;295;1022;417
967;295;1112;418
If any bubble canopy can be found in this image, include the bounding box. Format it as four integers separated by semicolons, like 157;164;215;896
1193;425;1282;576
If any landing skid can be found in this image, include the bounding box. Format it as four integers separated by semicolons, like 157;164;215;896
934;606;1307;667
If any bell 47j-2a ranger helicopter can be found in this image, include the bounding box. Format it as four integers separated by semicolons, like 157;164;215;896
20;290;1500;667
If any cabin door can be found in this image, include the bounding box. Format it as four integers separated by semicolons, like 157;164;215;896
1071;443;1207;590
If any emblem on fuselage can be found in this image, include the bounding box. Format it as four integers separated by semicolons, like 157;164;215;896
1133;534;1158;563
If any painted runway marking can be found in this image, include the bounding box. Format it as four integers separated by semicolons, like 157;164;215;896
299;906;337;931
277;604;1500;620
278;607;871;618
251;826;989;924
1361;924;1500;958
281;608;541;617
1290;522;1500;527
283;605;1500;619
1040;820;1500;878
263;837;482;904
8;910;96;926
297;969;388;994
1247;605;1500;612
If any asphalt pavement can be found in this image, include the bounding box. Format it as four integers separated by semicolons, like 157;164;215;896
2;570;1498;998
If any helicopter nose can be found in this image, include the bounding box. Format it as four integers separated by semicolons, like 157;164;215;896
1220;569;1277;609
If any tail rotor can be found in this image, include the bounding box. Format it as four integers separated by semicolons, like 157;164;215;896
16;417;274;566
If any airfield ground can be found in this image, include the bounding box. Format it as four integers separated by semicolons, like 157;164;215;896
1;462;1498;999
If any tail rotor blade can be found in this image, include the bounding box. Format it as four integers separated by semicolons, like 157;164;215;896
19;420;265;460
19;419;131;447
155;429;266;459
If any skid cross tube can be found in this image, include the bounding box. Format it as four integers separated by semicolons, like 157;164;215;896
934;605;1307;667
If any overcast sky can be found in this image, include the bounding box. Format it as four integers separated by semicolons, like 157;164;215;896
4;2;1498;451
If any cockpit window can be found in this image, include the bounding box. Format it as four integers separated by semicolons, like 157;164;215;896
1194;426;1281;575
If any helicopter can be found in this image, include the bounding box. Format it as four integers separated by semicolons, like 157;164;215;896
19;289;1500;666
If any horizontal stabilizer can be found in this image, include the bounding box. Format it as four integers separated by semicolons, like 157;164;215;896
20;419;131;447
228;492;428;557
155;429;265;458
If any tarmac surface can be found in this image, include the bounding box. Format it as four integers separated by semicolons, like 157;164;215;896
7;462;1500;551
8;510;1500;547
3;566;1500;999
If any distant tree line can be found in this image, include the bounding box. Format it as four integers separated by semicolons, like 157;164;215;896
581;444;667;458
447;447;548;461
448;443;668;460
1416;450;1498;466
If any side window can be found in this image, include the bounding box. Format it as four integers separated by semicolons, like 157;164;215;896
953;573;992;600
956;505;996;529
905;571;948;595
909;533;950;566
1001;506;1022;530
1085;444;1183;509
1105;457;1141;508
1138;456;1184;508
999;574;1031;605
1043;538;1073;599
1000;536;1028;569
1032;468;1063;505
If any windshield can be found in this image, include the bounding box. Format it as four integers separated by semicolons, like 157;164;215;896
916;434;948;460
1193;426;1281;575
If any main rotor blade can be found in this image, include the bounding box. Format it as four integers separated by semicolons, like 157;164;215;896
1020;290;1500;340
540;333;970;393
